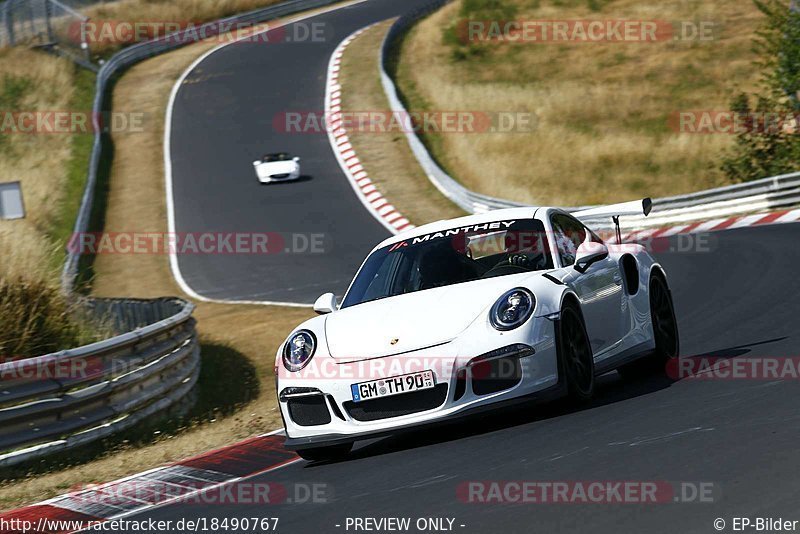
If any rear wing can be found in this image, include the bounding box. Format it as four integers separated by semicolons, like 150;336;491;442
572;198;652;220
573;198;652;243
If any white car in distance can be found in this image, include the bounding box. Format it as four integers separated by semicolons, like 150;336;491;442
253;152;301;183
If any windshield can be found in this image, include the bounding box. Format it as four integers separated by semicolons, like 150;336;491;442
341;219;553;308
263;153;291;162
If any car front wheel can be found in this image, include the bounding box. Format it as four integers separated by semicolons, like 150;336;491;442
557;300;595;402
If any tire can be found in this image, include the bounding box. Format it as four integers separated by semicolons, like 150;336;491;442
556;300;595;402
619;273;679;378
296;442;353;463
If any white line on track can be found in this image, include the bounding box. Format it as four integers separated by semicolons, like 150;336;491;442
163;0;371;308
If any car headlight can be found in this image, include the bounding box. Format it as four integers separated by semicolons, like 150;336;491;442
282;330;316;372
490;288;535;331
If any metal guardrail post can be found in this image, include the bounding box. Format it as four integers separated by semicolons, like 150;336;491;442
2;1;15;46
44;0;54;43
27;0;35;40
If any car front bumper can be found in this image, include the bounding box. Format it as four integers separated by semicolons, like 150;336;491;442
258;170;300;183
277;318;560;450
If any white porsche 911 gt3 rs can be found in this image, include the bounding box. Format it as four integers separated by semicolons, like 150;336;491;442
276;201;679;461
253;152;301;183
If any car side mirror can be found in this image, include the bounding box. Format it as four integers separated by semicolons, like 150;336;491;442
313;292;337;314
293;157;300;163
252;160;260;166
574;242;609;273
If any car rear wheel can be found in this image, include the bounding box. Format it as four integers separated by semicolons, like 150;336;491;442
296;442;353;463
650;274;679;361
619;273;679;378
557;301;595;401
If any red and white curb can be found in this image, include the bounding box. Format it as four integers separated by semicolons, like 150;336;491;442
618;207;800;243
0;432;298;533
325;25;415;235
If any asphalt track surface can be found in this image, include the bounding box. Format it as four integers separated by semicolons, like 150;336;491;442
162;1;800;532
169;0;434;303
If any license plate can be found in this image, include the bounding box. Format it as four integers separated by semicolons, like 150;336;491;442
351;370;436;403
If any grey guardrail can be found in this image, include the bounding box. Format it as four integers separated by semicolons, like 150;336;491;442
61;0;343;293
0;297;198;468
379;1;800;225
379;0;527;214
606;171;800;230
1;1;10;48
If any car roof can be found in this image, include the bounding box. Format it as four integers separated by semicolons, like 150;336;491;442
374;206;552;250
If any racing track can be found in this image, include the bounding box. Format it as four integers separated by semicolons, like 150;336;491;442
168;0;431;304
160;1;800;532
116;223;800;533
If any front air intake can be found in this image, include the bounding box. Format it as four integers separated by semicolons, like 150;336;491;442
287;395;331;426
468;344;531;396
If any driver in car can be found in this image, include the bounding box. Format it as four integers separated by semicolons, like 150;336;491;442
504;221;550;270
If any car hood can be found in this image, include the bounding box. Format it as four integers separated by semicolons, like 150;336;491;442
324;277;525;362
255;160;296;177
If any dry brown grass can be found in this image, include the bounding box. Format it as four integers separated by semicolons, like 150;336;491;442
338;20;464;224
0;48;75;256
0;48;94;360
0;4;365;510
0;53;76;222
81;0;285;56
396;0;765;206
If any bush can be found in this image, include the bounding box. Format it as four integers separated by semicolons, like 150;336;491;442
722;0;800;181
0;277;83;363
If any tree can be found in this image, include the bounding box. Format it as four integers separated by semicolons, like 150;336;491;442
721;0;800;181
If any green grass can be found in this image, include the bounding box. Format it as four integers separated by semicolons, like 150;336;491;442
48;68;97;274
0;75;33;155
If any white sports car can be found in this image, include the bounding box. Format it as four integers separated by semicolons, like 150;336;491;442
276;201;679;461
253;152;301;183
